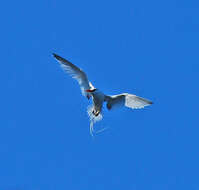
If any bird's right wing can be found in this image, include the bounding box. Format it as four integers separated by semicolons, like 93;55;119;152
106;93;153;110
53;53;94;97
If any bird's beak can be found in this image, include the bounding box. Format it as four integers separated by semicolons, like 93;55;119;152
86;89;93;92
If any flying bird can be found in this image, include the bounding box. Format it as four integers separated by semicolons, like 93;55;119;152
53;53;153;136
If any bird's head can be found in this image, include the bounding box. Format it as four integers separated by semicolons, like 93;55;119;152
85;88;97;93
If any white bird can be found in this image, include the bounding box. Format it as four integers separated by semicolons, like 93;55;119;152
53;53;153;136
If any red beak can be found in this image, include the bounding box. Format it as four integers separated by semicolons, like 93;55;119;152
86;89;93;92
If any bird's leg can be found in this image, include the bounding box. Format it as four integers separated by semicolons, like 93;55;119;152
92;110;100;117
95;110;100;116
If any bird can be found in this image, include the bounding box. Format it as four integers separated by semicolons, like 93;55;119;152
52;53;153;136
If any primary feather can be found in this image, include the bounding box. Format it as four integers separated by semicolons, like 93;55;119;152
53;53;94;97
106;93;153;110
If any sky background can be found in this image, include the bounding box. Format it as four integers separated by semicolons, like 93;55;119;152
1;0;199;189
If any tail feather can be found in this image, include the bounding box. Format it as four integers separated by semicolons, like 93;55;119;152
87;105;103;136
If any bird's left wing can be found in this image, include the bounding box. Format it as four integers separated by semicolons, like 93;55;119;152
106;93;153;110
53;53;94;97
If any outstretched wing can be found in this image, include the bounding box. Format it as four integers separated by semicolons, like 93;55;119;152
53;53;94;97
106;93;153;110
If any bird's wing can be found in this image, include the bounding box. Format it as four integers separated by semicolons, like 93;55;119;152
106;93;153;110
53;53;94;97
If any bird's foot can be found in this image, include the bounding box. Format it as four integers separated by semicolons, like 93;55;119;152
92;110;100;117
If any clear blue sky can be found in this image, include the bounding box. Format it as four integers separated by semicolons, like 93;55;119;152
1;0;199;189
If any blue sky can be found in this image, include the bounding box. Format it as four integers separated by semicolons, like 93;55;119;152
1;0;199;189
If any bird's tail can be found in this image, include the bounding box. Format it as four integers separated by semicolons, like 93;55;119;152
87;105;103;136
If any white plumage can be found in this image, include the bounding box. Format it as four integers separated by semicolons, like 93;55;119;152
107;93;152;110
53;53;153;136
53;53;94;99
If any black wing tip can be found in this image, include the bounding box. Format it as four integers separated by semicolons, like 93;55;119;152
52;53;72;64
149;101;153;105
52;53;65;62
52;53;60;60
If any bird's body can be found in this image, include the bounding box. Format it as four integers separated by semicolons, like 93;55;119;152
91;90;105;116
53;53;153;136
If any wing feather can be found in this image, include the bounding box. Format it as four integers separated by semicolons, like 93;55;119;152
53;53;94;97
107;93;153;110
